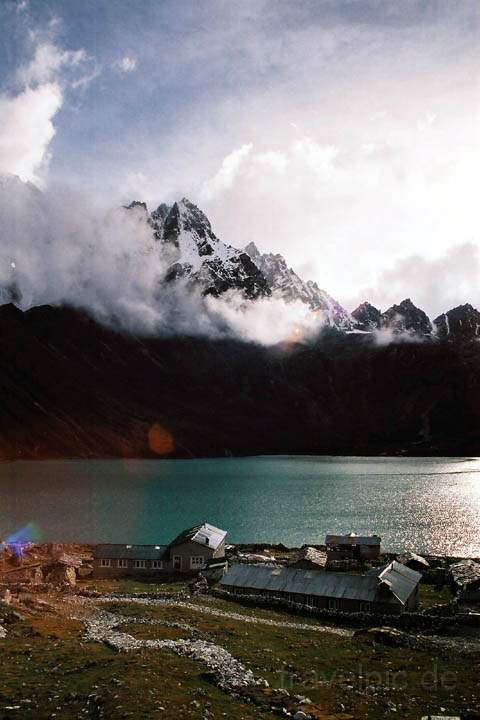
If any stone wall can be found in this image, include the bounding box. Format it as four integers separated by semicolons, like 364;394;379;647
213;588;475;631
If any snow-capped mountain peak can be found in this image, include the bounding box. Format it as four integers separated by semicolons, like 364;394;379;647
243;243;354;330
244;241;261;259
127;197;270;299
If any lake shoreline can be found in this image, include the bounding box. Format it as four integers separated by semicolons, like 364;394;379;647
2;448;480;462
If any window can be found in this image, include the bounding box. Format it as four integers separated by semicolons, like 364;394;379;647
100;559;111;567
173;556;181;570
152;560;162;569
359;602;372;613
117;559;128;568
328;598;341;611
190;556;205;569
134;560;146;569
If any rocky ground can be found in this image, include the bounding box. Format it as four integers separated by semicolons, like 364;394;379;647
1;543;480;718
1;577;480;720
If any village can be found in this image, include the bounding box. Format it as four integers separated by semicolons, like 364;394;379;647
1;523;480;720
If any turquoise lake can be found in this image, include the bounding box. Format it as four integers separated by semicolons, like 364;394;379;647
1;456;480;556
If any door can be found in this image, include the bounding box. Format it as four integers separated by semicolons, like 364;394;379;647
173;556;181;570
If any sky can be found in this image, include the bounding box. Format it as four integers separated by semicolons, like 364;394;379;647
0;0;479;318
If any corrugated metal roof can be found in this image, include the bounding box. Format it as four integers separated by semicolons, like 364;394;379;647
325;533;381;547
169;522;227;550
93;544;168;560
221;561;419;606
375;561;422;604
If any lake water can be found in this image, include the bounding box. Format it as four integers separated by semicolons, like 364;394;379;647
1;456;480;556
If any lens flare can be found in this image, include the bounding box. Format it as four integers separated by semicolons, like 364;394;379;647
148;423;175;455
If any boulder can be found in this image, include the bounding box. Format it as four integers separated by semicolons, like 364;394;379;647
450;560;480;601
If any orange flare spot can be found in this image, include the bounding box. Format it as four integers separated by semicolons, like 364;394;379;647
148;423;175;455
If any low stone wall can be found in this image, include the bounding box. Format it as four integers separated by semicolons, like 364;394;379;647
213;588;476;631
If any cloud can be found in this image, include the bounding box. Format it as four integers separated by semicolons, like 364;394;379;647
199;143;253;202
352;243;480;319
115;56;137;73
1;0;477;321
0;83;62;183
0;178;327;345
0;32;92;183
17;42;87;85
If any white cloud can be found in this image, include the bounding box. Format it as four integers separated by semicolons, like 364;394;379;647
292;138;339;179
124;171;153;205
0;179;327;345
0;36;92;184
0;82;62;183
71;67;101;91
352;243;480;320
115;56;137;73
18;42;87;85
199;143;253;202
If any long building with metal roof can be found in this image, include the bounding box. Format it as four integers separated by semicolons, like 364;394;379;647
219;561;420;614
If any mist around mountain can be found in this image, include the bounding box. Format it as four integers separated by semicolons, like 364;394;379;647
1;174;480;345
2;175;480;459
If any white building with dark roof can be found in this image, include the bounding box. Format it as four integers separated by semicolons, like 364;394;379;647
92;522;227;577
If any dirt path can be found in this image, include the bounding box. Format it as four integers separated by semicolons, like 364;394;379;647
95;594;354;637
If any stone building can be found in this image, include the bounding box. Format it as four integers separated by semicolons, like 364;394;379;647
325;533;381;562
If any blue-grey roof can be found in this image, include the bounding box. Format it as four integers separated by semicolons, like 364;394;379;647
94;544;168;560
325;533;381;547
221;560;419;606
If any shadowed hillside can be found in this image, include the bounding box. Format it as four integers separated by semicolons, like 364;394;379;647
1;303;480;460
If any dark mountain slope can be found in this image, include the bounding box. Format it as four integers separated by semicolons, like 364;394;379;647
1;303;480;460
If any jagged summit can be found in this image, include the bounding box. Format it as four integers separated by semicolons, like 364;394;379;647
244;241;261;259
381;298;432;335
151;202;171;223
124;200;148;213
127;196;270;299
125;196;355;329
434;304;480;341
243;244;354;330
351;302;382;331
2;176;478;342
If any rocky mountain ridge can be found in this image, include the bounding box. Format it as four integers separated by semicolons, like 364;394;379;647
126;196;480;341
1;175;480;341
125;198;269;299
351;299;480;342
243;241;354;331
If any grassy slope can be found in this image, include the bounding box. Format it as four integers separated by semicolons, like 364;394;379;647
0;580;477;720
